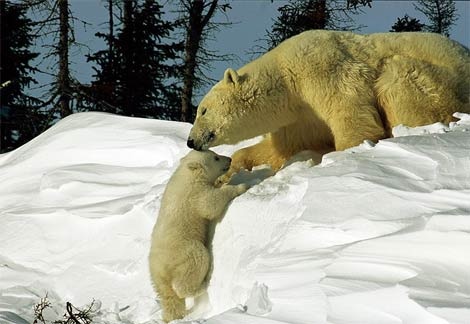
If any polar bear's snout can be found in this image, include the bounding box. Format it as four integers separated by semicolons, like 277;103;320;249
187;138;195;149
187;130;216;151
187;136;204;150
223;157;232;172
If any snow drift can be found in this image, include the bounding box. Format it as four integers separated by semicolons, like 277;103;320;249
0;112;469;324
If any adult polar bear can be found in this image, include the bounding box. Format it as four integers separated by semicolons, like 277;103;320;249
187;30;470;175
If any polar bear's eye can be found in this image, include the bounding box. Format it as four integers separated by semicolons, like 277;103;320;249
201;108;207;116
214;156;220;161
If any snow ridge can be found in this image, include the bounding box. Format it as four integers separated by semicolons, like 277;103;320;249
1;112;469;324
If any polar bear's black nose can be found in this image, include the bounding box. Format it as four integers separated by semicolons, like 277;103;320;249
187;138;195;149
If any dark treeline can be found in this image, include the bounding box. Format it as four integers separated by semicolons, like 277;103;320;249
0;0;459;153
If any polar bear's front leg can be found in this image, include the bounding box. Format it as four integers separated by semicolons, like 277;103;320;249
198;184;247;219
217;136;288;184
233;137;288;171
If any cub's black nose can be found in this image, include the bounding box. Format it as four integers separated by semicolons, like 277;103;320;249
187;138;195;148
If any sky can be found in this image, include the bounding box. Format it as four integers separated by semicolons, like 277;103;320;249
29;0;470;102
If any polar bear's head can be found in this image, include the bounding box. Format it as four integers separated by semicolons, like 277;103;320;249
181;150;231;183
187;68;291;150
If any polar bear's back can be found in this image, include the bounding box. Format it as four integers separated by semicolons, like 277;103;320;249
366;31;469;69
273;30;468;71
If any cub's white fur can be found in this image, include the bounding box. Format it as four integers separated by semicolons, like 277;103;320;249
149;150;246;322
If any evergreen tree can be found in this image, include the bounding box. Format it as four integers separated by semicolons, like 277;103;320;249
267;0;329;49
0;1;43;152
56;0;72;117
12;0;104;121
77;0;117;113
87;0;183;119
390;14;425;32
414;0;457;36
26;0;77;118
346;0;372;9
178;0;232;123
266;0;372;49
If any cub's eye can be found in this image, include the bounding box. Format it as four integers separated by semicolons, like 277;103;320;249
201;108;207;116
214;156;220;161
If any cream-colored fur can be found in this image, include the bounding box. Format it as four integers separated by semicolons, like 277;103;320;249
188;30;470;177
149;150;246;322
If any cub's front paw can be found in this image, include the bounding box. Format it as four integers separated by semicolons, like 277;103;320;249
236;183;249;195
215;173;233;187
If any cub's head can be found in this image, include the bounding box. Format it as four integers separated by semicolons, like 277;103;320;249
181;150;231;183
187;67;287;151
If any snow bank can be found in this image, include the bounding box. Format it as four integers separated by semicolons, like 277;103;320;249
0;112;469;324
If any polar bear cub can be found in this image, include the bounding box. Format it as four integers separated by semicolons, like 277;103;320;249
149;150;247;322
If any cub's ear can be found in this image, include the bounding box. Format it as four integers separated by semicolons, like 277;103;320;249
187;161;203;171
223;68;240;85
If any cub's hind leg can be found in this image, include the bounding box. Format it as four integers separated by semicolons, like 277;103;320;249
154;279;186;322
172;241;210;299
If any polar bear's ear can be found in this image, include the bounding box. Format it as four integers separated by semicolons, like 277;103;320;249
187;161;203;172
224;68;240;85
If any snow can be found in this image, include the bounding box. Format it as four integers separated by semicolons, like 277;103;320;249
1;111;469;324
